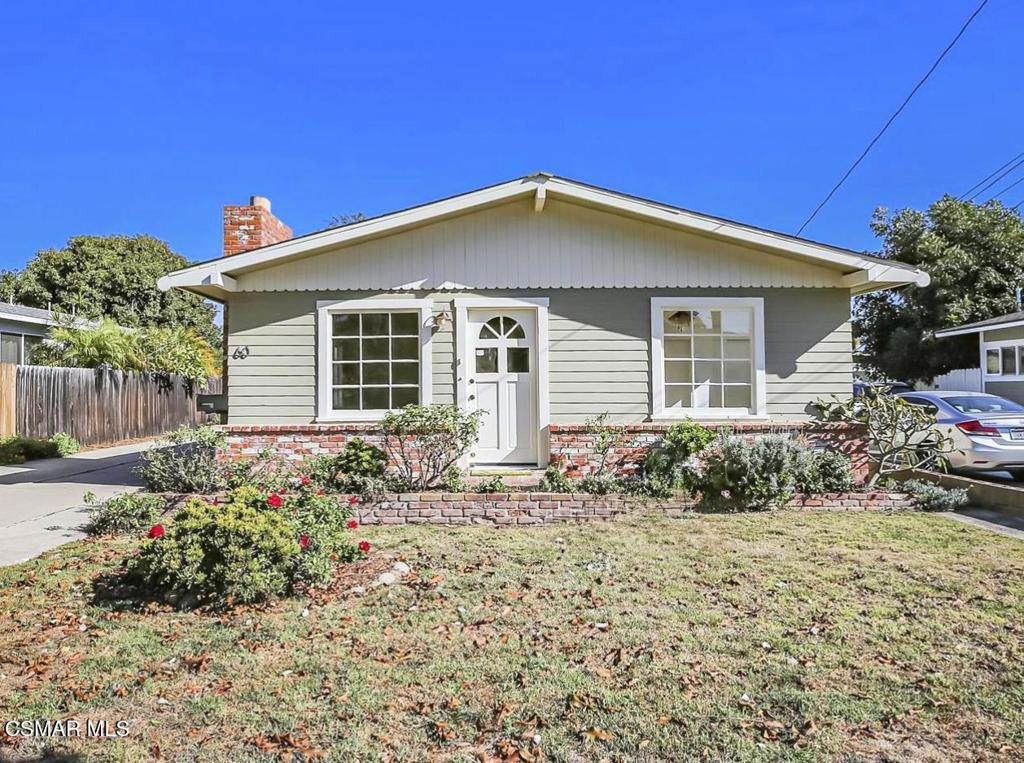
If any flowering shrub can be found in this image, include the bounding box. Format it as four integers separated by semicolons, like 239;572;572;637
128;483;364;605
305;438;393;497
642;421;714;494
85;491;166;535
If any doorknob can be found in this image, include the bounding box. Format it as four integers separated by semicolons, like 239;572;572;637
469;378;475;384
469;394;475;401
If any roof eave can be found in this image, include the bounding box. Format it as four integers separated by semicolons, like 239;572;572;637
157;174;930;293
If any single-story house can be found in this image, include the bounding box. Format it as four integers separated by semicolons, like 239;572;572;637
159;174;928;468
935;311;1024;403
0;302;56;364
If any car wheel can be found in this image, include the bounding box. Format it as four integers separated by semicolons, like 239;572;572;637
1008;469;1024;482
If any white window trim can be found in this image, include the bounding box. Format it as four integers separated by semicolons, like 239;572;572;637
650;296;768;420
316;297;433;422
981;338;1024;382
453;296;550;468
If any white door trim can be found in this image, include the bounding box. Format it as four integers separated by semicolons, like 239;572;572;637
455;296;549;467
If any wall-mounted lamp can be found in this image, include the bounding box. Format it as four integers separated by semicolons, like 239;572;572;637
428;311;452;331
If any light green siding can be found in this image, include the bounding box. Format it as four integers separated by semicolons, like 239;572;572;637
226;288;852;424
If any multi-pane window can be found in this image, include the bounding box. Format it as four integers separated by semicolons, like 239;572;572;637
330;312;420;411
985;344;1024;378
661;307;754;410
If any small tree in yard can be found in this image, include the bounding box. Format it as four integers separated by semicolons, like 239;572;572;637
814;387;955;485
381;404;484;489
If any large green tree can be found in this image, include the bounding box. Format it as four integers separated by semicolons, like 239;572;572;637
5;235;218;346
855;196;1024;383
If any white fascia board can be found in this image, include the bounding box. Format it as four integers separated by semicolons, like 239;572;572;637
158;174;928;292
161;179;537;289
936;319;1024;338
0;312;55;327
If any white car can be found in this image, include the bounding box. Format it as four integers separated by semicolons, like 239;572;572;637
896;390;1024;479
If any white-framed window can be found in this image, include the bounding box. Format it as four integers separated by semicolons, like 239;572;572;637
983;340;1024;381
0;331;43;364
316;298;433;421
650;297;767;419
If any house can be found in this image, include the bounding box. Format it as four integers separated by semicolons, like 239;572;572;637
0;302;57;364
158;174;928;468
935;311;1024;403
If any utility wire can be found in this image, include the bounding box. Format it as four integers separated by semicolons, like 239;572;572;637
967;156;1024;201
960;151;1024;199
795;0;990;236
987;174;1024;202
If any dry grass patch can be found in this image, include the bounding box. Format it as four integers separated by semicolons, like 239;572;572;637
1;510;1023;762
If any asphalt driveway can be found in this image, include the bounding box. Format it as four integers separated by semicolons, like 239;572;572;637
0;441;152;566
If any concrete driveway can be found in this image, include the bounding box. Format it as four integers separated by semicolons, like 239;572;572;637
0;441;153;566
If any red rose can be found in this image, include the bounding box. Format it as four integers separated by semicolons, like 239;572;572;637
348;496;359;505
347;519;358;529
299;533;310;549
147;524;165;539
358;540;371;554
267;493;283;508
316;488;325;496
300;476;312;486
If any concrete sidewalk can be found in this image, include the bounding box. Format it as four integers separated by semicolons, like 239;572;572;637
0;441;154;566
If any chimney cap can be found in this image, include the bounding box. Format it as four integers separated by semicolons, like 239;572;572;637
250;195;272;211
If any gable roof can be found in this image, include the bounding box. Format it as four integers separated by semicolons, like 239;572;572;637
158;173;930;299
934;310;1024;337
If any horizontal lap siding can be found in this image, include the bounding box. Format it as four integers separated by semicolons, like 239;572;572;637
226;288;852;424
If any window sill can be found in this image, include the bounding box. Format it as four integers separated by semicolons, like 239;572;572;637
653;409;770;421
315;412;391;423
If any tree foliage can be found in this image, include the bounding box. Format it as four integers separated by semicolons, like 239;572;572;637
4;235;219;347
34;318;219;384
855;197;1024;382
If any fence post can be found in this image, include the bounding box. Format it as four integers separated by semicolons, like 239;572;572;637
0;363;15;437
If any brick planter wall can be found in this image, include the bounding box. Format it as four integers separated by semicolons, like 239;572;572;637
219;422;869;479
349;490;913;526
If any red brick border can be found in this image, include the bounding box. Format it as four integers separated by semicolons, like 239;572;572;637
348;490;912;526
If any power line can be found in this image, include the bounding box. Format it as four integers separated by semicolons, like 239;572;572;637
960;151;1024;199
795;0;991;236
987;173;1024;202
967;156;1024;201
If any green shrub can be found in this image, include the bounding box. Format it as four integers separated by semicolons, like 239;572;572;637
441;465;468;492
222;448;291;493
381;404;484;489
642;421;714;491
136;425;226;493
472;475;507;493
794;449;855;494
337;438;387;479
694;434;805;511
897;479;970;512
128;484;360;605
0;436;59;464
49;432;81;457
86;491;165;535
539;464;578;493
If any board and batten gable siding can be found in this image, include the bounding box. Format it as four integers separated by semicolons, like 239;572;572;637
234;198;845;292
226;288;852;424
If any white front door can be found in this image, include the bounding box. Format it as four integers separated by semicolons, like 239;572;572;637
467;309;536;464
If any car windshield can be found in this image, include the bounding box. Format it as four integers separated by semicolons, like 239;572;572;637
945;396;1024;414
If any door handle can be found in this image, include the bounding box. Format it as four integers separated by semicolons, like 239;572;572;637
468;394;475;401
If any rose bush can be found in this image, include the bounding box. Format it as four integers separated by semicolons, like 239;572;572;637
128;483;367;606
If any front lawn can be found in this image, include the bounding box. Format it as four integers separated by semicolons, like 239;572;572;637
2;511;1023;762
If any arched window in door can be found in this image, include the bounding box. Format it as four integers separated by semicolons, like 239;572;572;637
476;315;530;374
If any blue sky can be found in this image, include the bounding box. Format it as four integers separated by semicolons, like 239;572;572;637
0;1;1018;271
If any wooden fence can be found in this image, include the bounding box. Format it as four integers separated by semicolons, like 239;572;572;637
0;363;221;446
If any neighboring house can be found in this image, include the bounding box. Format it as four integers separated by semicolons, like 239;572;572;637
0;302;55;364
159;174;928;467
935;311;1024;403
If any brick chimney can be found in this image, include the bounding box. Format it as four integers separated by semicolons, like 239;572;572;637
223;196;292;256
